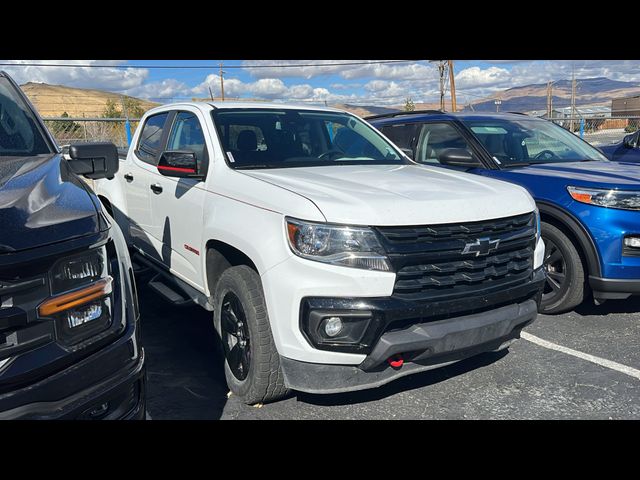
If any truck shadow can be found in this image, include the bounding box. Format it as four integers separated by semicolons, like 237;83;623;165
293;350;508;407
138;281;229;420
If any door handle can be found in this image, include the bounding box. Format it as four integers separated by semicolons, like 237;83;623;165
124;173;134;182
150;183;163;194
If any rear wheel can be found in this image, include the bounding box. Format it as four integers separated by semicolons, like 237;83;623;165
213;266;290;404
540;222;586;314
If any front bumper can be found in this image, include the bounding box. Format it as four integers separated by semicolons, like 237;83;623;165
0;322;145;420
281;297;539;394
589;276;640;300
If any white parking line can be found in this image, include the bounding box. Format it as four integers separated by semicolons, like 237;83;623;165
521;332;640;381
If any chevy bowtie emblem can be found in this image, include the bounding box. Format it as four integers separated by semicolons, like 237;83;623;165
462;237;500;257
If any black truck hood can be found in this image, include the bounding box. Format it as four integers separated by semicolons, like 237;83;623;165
0;153;100;253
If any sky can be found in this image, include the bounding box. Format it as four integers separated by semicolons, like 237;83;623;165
2;60;640;107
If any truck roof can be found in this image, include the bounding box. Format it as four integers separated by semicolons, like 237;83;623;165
149;101;346;114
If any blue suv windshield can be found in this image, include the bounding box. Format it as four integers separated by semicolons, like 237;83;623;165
461;117;608;166
212;108;406;169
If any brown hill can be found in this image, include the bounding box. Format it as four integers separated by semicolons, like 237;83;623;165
21;82;158;118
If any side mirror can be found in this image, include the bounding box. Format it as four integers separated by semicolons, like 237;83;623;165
158;150;201;178
67;142;119;180
438;148;480;168
400;147;414;160
623;134;634;148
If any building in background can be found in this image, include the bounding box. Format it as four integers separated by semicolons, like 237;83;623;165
612;95;640;117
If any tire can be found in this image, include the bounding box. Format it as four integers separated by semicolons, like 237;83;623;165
540;222;586;314
213;265;290;404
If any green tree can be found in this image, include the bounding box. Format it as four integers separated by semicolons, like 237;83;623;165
404;97;415;112
122;97;145;118
102;99;122;118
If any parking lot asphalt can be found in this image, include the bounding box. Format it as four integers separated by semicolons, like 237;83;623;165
140;282;640;420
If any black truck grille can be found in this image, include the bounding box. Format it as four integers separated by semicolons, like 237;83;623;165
375;212;536;302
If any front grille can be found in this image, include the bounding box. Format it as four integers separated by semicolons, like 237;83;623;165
376;212;536;302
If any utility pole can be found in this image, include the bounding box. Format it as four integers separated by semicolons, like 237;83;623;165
570;66;577;132
430;60;446;111
546;81;552;118
219;62;226;101
448;60;457;112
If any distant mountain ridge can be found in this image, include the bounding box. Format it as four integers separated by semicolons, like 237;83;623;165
464;77;640;113
20;82;158;117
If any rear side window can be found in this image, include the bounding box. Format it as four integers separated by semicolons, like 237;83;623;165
379;123;419;151
136;112;169;165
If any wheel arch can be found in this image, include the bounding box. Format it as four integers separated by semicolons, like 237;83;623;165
205;239;259;297
537;200;601;277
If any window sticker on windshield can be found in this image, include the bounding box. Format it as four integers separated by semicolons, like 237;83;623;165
227;151;235;163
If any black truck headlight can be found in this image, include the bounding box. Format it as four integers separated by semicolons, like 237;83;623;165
39;246;114;345
286;217;391;271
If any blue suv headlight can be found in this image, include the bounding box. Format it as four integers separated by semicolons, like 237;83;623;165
568;186;640;211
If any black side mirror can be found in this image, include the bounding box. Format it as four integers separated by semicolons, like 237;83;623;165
158;150;202;178
438;148;480;168
623;134;634;148
400;147;414;160
67;142;119;180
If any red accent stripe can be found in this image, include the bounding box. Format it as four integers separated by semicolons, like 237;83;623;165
158;165;195;173
184;244;200;255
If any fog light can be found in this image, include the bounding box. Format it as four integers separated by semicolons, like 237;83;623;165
624;236;640;248
66;300;103;328
323;317;343;337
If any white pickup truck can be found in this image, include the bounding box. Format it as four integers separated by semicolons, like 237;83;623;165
95;102;546;404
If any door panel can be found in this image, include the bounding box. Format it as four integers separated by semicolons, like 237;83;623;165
124;111;171;258
147;110;208;289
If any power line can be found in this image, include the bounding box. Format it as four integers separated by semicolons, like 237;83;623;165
0;60;419;70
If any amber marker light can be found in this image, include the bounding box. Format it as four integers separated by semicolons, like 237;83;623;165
39;276;113;317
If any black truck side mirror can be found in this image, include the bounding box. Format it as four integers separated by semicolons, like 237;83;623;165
67;142;119;180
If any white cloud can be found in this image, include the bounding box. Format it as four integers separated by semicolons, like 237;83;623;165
2;60;148;91
456;66;511;89
241;60;437;81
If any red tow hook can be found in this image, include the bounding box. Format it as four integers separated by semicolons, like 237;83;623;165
387;354;404;368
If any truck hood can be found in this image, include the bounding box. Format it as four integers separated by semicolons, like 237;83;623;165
243;164;535;226
0;154;100;253
494;161;640;188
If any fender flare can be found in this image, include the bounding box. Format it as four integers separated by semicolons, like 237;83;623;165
536;200;602;278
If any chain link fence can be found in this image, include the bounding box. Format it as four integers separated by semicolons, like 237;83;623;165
43;117;141;149
548;116;640;146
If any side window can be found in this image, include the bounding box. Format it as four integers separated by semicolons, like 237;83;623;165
380;123;419;154
166;112;207;165
416;123;477;165
135;112;170;165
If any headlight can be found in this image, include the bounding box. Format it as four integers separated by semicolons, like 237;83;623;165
39;246;114;345
568;186;640;211
286;217;391;271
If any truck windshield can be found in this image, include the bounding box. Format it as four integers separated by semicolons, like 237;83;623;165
462;117;608;166
0;76;52;157
212;108;406;169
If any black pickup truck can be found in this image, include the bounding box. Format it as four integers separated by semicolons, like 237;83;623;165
0;71;145;419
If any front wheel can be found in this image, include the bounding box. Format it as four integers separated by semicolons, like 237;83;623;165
540;222;586;314
213;265;290;404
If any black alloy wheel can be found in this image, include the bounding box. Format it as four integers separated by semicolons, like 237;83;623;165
542;238;568;304
220;292;251;381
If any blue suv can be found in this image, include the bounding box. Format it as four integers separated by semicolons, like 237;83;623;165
369;111;640;314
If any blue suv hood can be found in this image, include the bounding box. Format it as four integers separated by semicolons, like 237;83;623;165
497;161;640;188
0;153;100;253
